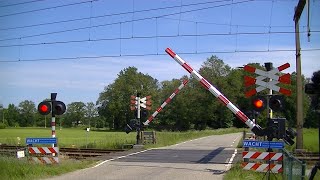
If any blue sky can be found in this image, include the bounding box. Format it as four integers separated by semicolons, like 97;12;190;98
0;0;319;107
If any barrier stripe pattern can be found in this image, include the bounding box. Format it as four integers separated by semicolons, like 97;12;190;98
242;151;283;161
143;79;188;125
28;147;59;154
30;157;59;164
52;117;56;137
244;63;290;79
165;48;257;131
242;162;283;173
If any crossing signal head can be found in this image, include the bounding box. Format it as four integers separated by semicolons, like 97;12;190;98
124;119;139;134
269;95;284;112
38;101;51;115
252;96;266;112
52;100;66;116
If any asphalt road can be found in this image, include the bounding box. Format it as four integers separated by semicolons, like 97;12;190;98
47;132;242;180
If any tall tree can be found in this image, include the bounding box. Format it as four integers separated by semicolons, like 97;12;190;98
97;66;159;130
197;56;233;129
18;100;36;126
85;102;98;128
5;104;19;127
63;102;86;127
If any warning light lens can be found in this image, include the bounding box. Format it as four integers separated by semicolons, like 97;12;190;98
252;96;266;112
40;105;49;112
253;99;263;108
37;101;51;115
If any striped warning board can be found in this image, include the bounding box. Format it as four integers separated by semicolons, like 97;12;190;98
30;157;59;164
242;151;283;161
28;147;59;164
242;162;283;173
28;147;59;154
242;151;283;173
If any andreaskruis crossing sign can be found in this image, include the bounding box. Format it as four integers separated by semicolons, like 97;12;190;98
244;63;291;97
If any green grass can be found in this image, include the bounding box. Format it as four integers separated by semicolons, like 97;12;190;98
0;127;244;149
281;128;319;152
224;162;282;180
0;127;137;149
0;156;94;180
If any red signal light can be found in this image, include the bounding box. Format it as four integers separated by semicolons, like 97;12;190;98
38;101;51;115
40;104;49;112
252;96;266;112
253;99;264;108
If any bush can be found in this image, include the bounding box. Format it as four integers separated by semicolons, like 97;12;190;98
0;123;6;129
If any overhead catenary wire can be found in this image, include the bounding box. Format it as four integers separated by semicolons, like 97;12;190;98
0;0;47;8
0;0;98;18
0;0;233;31
0;30;319;48
0;48;319;63
0;0;254;42
1;0;309;32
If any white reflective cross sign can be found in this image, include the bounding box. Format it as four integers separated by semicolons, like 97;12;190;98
244;63;291;97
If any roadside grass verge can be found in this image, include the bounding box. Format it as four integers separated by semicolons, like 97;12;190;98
224;162;282;180
0;156;94;180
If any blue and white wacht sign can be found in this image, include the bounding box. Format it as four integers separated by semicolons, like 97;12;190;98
243;140;284;149
26;137;57;144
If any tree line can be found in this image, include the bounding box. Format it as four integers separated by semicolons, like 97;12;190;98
0;55;317;130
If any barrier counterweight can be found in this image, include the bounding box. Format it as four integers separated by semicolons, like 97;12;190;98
165;48;262;135
143;79;188;125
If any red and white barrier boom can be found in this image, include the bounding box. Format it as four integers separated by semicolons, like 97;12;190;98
165;48;263;135
143;79;189;126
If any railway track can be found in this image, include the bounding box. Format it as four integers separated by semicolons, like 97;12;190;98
2;145;317;162
0;145;126;159
59;147;125;159
292;152;319;163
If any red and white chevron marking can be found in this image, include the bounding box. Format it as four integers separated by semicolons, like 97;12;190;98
30;157;59;164
28;147;59;154
144;79;188;125
165;48;257;130
242;162;283;173
242;151;283;161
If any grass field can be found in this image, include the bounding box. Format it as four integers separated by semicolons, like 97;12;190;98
0;127;137;149
0;127;244;149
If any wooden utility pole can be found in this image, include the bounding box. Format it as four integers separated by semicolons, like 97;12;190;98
293;0;306;150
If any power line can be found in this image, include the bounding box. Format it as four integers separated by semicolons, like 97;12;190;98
0;0;47;8
1;48;319;63
161;16;320;29
0;0;97;18
0;0;254;42
0;0;230;31
0;30;319;48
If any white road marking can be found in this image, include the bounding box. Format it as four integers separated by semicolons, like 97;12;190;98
225;134;241;170
92;149;150;168
225;148;237;171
